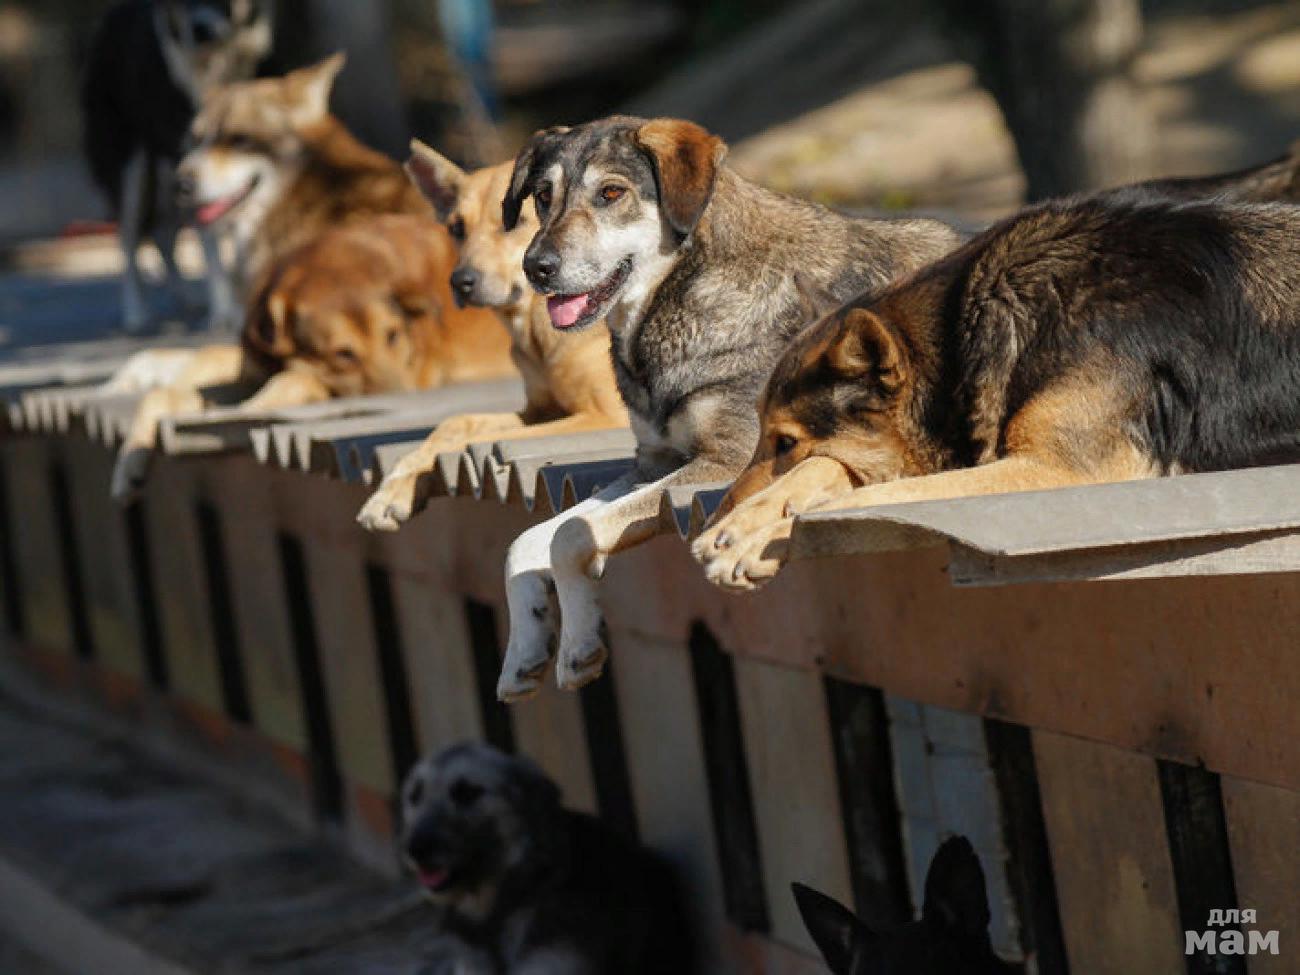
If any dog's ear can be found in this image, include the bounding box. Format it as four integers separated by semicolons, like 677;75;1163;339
285;52;346;127
502;126;571;231
405;140;466;223
829;308;906;393
793;273;844;325
792;883;875;974
634;118;728;238
921;836;992;939
244;282;296;360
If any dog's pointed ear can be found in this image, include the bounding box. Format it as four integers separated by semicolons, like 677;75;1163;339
285;52;346;126
635;118;727;239
405;140;466;223
792;883;876;974
829;308;905;392
793;273;843;325
502;126;570;231
922;836;992;939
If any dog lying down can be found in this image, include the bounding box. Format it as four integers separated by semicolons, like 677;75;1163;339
109;213;514;501
693;189;1300;588
794;835;1016;974
400;742;697;974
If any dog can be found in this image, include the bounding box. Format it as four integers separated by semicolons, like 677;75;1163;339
793;835;1016;974
110;214;514;501
486;115;962;700
174;52;431;321
692;191;1300;589
399;742;697;974
355;142;629;533
82;0;273;332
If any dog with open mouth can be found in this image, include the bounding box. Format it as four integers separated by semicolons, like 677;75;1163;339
488;115;962;700
355;142;629;533
399;742;697;974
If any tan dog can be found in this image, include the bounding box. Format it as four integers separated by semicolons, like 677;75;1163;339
355;142;627;532
111;214;513;501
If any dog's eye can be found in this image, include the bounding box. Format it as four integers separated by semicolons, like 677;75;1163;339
598;184;626;205
773;434;798;456
449;779;484;806
448;218;465;242
386;328;401;348
535;186;553;211
334;347;359;364
405;777;424;807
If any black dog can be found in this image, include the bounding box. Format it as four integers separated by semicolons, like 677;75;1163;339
400;743;696;973
81;0;271;331
794;836;1016;975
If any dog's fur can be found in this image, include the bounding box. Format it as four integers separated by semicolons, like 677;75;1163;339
356;143;628;533
110;214;513;501
400;742;696;974
82;0;272;332
794;836;1015;975
176;53;430;321
693;191;1300;588
489;116;961;699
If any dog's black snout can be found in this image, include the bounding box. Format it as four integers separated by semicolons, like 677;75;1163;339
404;819;440;867
525;245;561;287
451;267;478;298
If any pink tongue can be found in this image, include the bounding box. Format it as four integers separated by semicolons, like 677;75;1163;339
195;198;234;226
547;292;591;329
418;867;449;889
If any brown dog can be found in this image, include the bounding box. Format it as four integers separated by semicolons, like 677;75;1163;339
110;214;513;501
355;142;627;532
692;189;1300;589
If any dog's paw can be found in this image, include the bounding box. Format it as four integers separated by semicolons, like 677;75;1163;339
496;655;549;703
111;447;153;504
356;473;419;532
555;625;609;691
698;516;794;591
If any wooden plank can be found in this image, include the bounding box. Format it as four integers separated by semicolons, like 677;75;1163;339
207;458;307;752
733;654;854;956
60;439;144;680
140;459;223;713
1033;730;1184;974
2;440;74;654
1219;776;1299;975
609;628;728;972
389;572;483;756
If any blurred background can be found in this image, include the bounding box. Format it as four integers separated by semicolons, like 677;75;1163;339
0;0;1297;281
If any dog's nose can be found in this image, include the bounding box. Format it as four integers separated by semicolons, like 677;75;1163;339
450;267;478;299
525;246;560;287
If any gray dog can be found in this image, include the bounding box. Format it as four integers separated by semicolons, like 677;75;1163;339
493;115;961;701
400;742;696;973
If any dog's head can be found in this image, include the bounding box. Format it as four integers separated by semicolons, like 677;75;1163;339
794;836;1010;975
154;0;272;96
500;116;727;332
399;743;564;920
177;53;345;233
405;142;537;311
243;215;449;396
715;282;929;514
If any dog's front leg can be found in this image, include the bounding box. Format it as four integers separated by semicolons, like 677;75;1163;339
549;457;734;690
119;149;151;333
498;471;642;702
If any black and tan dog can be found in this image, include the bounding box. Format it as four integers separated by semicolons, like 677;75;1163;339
400;742;696;973
794;835;1015;975
693;189;1300;589
493;115;962;699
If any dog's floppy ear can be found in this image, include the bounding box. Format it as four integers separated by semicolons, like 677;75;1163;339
635;118;727;239
405;140;466;223
792;883;875;974
921;835;992;939
502;126;571;231
829;308;906;392
285;52;346;127
244;280;296;360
